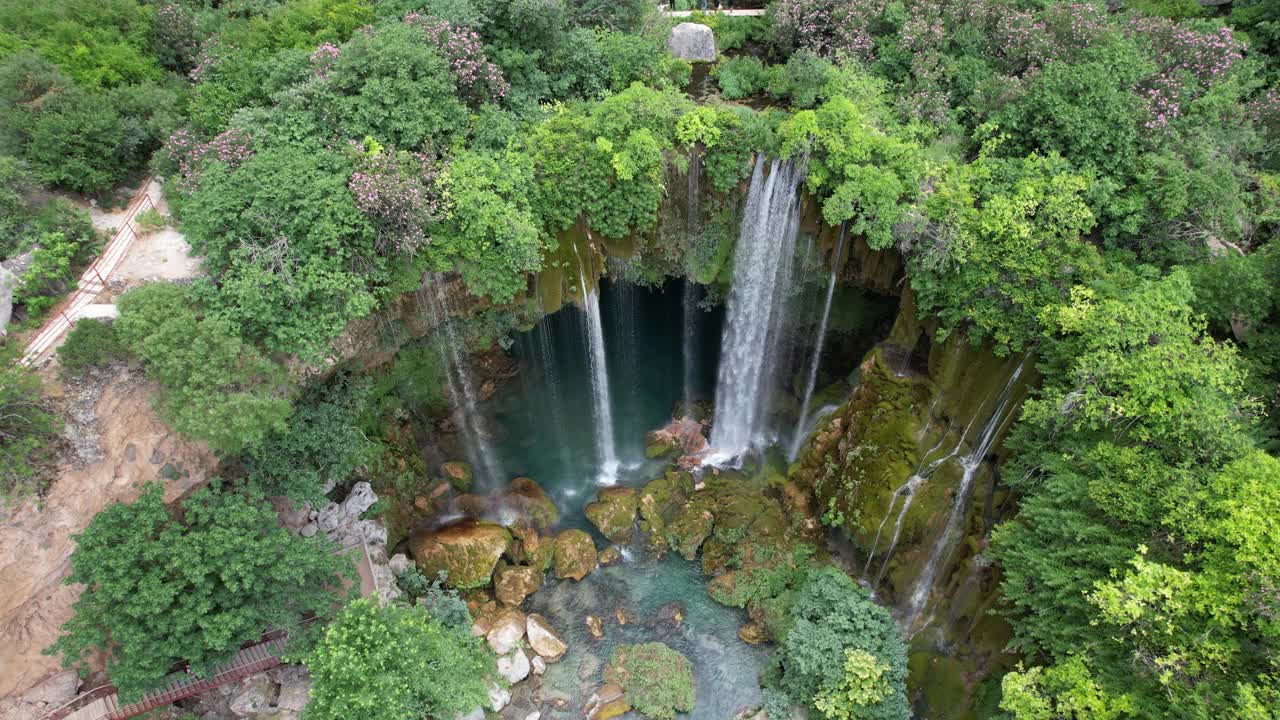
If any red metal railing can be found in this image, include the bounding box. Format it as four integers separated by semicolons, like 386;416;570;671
20;181;156;366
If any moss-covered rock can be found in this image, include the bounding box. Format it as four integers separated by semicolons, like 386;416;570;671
553;529;597;581
409;520;511;590
440;460;473;491
638;471;695;541
493;563;543;606
502;477;559;529
584;487;639;543
665;498;714;561
603;643;694;720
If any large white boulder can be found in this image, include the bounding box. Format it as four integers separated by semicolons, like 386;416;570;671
497;650;531;684
667;22;716;62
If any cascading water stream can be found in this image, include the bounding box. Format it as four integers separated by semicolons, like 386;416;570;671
574;248;620;483
789;222;848;460
903;359;1028;631
709;155;806;460
423;279;504;485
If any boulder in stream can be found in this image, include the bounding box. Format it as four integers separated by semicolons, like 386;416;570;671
584;487;638;543
494;563;543;606
552;529;597;581
526;613;568;660
409;520;511;589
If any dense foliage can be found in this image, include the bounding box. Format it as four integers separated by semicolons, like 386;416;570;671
0;353;58;499
304;598;493;720
49;482;349;701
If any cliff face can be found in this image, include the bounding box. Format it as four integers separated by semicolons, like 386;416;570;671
0;366;215;701
790;287;1037;718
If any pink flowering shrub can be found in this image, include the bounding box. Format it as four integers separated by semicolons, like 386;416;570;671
772;0;884;62
189;36;223;83
1124;18;1245;129
310;43;341;78
403;13;508;104
347;144;442;255
153;2;200;73
165;129;254;193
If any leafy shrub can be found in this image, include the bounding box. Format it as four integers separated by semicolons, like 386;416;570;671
49;482;350;701
14;232;79;316
115;283;293;453
304;598;493;720
715;56;769;99
766;566;909;720
0;354;59;499
394;568;473;632
58;319;127;375
134;208;166;233
604;643;695;720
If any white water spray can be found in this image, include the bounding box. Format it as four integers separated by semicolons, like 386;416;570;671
789;222;848;459
903;359;1028;631
709;156;805;460
424;279;504;485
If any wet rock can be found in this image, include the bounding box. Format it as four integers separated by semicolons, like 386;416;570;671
494;564;543;606
498;649;532;684
441;461;474;491
526;613;568;660
598;547;622;566
614;608;627;626
584;683;629;720
487;609;527;655
531;655;547;675
584;487;638;543
585;614;604;639
644;417;708;460
653;602;684;628
409;520;511;589
666;500;714;561
738;622;767;644
553;529;597;581
638;471;695;553
502;477;559;529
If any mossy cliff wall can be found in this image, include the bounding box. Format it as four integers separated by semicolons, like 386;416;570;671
790;286;1037;718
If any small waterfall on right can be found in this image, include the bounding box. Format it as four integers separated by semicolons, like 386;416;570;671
423;278;504;485
788;222;847;460
902;358;1029;632
709;155;806;460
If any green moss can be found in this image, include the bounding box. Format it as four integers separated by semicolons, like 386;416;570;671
604;643;694;720
585;487;639;543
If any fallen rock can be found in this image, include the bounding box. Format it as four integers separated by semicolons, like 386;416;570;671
487;682;512;712
584;683;629;720
667;22;716;62
498;649;531;684
340;481;377;519
532;655;547;675
409;519;511;589
441;461;474;491
275;666;310;713
586;614;604;640
598;547;622;566
487;609;527;655
553;529;597;581
526;613;568;660
494;564;543;606
584;487;638;543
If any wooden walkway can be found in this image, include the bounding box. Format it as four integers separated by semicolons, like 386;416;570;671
20;181;156;366
38;540;379;720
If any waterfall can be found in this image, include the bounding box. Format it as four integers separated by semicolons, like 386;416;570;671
574;250;620;483
903;359;1028;631
533;321;574;474
424;279;504;485
682;280;700;409
709;156;806;460
789;222;847;459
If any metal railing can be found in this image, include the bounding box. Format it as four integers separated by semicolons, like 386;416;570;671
20;181;156;366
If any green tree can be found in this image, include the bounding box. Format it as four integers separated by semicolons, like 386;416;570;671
304;598;493;720
430;147;545;303
767;567;909;720
907;146;1101;354
49;482;350;700
1000;657;1134;720
115;283;293;453
177;145;383;358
